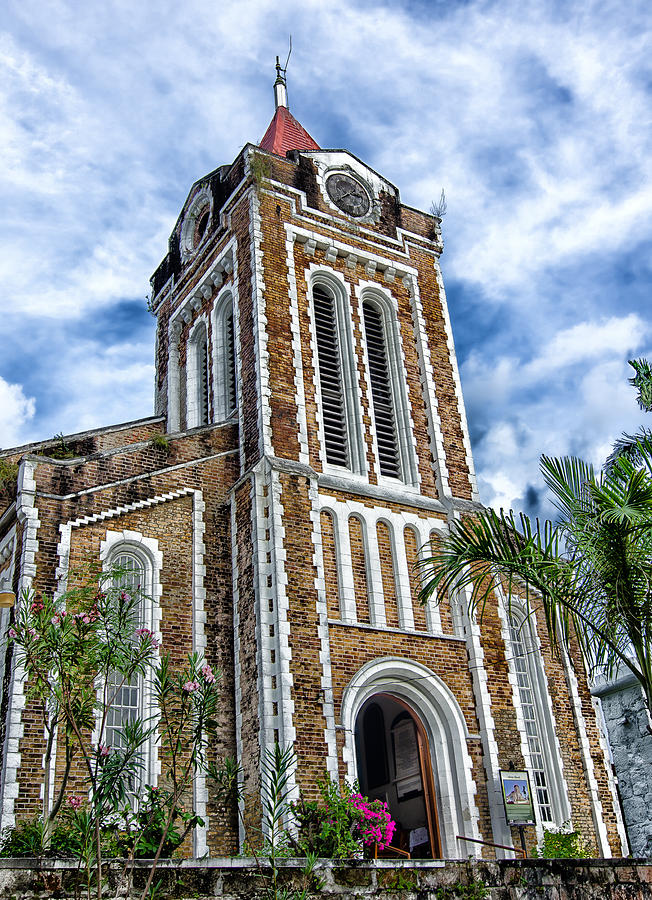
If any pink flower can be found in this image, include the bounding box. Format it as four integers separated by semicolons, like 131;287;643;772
82;615;91;624
99;744;110;757
68;795;82;810
183;680;199;693
30;600;43;613
8;628;17;639
201;664;215;683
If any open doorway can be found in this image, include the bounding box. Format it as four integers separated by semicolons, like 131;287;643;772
354;692;442;858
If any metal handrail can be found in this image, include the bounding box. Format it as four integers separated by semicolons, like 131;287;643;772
456;834;526;858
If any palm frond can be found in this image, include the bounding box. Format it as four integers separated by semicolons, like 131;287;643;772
629;357;652;412
540;455;594;522
417;452;652;710
605;428;652;473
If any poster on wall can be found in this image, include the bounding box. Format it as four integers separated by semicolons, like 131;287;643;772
500;770;535;826
392;719;422;798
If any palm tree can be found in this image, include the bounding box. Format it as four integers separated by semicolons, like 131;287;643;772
418;446;652;717
606;358;652;470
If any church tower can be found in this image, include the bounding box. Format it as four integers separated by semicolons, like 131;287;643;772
0;66;625;859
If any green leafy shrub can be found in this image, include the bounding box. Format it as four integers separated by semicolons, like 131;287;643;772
117;785;203;858
533;823;591;858
150;434;170;452
0;459;18;501
0;816;107;858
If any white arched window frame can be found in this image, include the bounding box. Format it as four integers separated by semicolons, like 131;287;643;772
359;288;418;486
187;319;210;428
212;291;238;421
505;604;570;828
99;531;163;790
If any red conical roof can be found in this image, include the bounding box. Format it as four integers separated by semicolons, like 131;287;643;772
259;105;320;156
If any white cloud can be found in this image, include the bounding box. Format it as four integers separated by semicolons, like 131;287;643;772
0;378;35;450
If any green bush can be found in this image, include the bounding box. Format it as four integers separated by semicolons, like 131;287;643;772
0;817;83;857
533;823;591;858
116;785;202;859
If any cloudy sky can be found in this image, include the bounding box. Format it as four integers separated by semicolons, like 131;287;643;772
2;0;651;518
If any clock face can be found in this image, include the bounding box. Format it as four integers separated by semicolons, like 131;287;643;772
326;173;371;217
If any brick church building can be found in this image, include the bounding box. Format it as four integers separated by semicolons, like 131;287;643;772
0;67;627;859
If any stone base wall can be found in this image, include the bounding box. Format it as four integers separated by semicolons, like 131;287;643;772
1;858;652;900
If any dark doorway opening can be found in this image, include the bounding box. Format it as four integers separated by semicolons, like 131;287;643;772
354;693;441;858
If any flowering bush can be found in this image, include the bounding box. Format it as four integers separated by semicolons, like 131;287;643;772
348;791;395;849
6;575;221;900
291;775;395;858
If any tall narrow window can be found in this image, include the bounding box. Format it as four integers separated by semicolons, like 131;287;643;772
225;306;237;414
214;294;238;420
187;322;210;428
314;284;349;467
508;615;555;824
363;299;400;478
198;333;209;425
106;552;145;763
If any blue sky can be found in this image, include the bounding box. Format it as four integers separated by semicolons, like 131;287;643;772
1;0;651;518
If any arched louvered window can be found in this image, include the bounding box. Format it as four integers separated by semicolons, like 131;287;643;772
363;299;400;478
214;294;238;420
225;306;237;414
314;284;349;467
198;334;209;425
187;321;210;428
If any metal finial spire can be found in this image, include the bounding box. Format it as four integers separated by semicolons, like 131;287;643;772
274;56;288;109
273;38;292;109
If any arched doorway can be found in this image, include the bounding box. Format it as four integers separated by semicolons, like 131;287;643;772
354;693;442;858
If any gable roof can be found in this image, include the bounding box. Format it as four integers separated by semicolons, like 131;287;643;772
259;105;320;156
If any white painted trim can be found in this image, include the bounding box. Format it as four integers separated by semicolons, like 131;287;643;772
591;695;629;855
0;461;40;831
308;481;339;779
55;487;198;595
284;230;310;466
230;491;246;849
179;186;213;263
339;655;481;859
190;490;209;855
561;647;611;856
452;578;504;853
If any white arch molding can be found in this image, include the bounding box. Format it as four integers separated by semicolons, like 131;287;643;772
340;656;482;858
